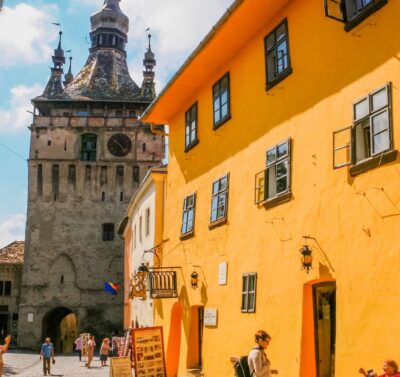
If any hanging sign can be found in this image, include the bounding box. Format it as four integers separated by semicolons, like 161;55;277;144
109;357;132;377
132;326;166;377
149;271;178;299
204;308;218;327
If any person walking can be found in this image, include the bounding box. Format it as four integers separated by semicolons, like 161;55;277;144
74;336;83;361
86;335;96;368
40;337;55;376
0;335;11;377
359;360;400;377
100;338;110;367
248;330;278;377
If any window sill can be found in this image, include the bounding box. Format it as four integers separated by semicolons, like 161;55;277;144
266;67;293;91
344;0;388;32
184;139;199;153
349;149;397;176
263;192;291;209
208;217;227;230
213;115;231;130
180;231;194;241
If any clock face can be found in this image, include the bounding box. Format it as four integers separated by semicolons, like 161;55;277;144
107;134;132;157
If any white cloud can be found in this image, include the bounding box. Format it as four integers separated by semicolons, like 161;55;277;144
0;84;42;133
0;3;58;67
0;213;26;248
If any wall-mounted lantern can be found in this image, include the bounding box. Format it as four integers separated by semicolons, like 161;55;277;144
300;244;313;273
191;271;199;289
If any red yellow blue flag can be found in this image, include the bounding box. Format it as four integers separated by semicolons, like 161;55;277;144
104;282;119;295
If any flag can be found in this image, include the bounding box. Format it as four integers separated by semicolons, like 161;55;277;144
104;282;119;296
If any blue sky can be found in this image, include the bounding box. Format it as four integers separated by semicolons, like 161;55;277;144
0;0;233;247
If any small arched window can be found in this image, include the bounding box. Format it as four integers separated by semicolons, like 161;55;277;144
133;166;140;183
81;134;97;161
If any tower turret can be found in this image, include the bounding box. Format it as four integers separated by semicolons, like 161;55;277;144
141;34;156;100
42;31;65;98
64;56;74;86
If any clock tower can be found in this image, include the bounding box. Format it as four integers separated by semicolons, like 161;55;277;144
19;0;164;350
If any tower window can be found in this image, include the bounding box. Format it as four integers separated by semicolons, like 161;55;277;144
102;223;115;241
142;143;146;152
133;166;140;183
37;164;43;196
0;281;11;296
52;164;59;199
81;134;97;161
68;165;76;185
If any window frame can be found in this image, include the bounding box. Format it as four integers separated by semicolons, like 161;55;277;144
241;273;257;313
185;102;199;151
209;174;229;227
212;73;231;129
255;139;292;207
81;134;97;161
333;83;395;175
181;193;196;238
264;18;292;90
324;0;388;32
102;223;115;241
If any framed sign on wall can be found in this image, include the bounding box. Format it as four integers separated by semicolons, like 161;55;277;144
132;326;166;377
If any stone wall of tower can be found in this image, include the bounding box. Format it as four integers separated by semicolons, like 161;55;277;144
19;115;164;349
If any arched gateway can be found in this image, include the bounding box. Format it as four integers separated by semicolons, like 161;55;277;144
42;307;78;354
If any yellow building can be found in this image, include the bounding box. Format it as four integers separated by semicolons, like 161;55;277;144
143;0;400;376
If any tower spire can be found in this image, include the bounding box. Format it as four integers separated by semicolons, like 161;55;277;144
141;33;156;99
64;56;74;86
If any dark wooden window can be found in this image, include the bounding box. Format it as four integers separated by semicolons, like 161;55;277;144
102;223;114;241
265;19;291;89
210;174;229;224
241;273;257;313
333;83;395;175
133;166;140;183
213;73;230;128
185;102;198;150
37;164;43;196
0;281;11;296
181;193;196;236
81;134;97;161
324;0;387;31
255;139;291;205
52;164;59;199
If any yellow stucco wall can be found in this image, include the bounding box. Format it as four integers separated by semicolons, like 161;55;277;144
149;0;400;376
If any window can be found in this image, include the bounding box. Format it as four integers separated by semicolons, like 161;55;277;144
0;281;11;296
115;110;123;118
255;139;291;206
52;164;59;199
181;193;196;236
185;102;198;150
139;216;143;242
241;273;257;313
81;134;97;161
265;19;291;89
213;73;230;128
210;174;229;224
145;208;150;237
324;0;387;31
37;164;43;196
133;166;140;183
333;83;395;175
102;223;114;241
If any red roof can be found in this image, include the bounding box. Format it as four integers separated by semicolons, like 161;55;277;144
0;241;24;264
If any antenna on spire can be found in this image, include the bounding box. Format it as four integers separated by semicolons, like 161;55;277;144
145;28;151;50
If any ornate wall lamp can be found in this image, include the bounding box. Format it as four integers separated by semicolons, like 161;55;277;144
190;271;199;289
299;236;314;273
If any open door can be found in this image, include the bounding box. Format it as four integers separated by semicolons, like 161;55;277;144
313;282;336;377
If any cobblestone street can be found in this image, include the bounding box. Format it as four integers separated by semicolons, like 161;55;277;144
3;351;112;377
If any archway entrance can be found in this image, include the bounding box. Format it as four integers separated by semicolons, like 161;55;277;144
42;307;78;354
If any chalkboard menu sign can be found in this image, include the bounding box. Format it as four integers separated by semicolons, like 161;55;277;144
132;326;166;377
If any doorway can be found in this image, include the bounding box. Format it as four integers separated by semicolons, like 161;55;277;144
313;282;336;377
42;307;78;353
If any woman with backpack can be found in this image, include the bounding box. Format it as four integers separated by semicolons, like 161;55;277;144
248;330;278;376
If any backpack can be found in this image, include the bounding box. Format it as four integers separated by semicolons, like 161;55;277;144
234;356;253;377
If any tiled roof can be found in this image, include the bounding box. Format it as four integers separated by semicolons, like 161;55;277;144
0;241;24;264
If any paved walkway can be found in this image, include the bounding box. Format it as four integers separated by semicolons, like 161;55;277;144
3;351;113;377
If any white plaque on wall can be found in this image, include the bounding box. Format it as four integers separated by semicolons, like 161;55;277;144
218;262;228;285
204;308;218;327
27;313;34;323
